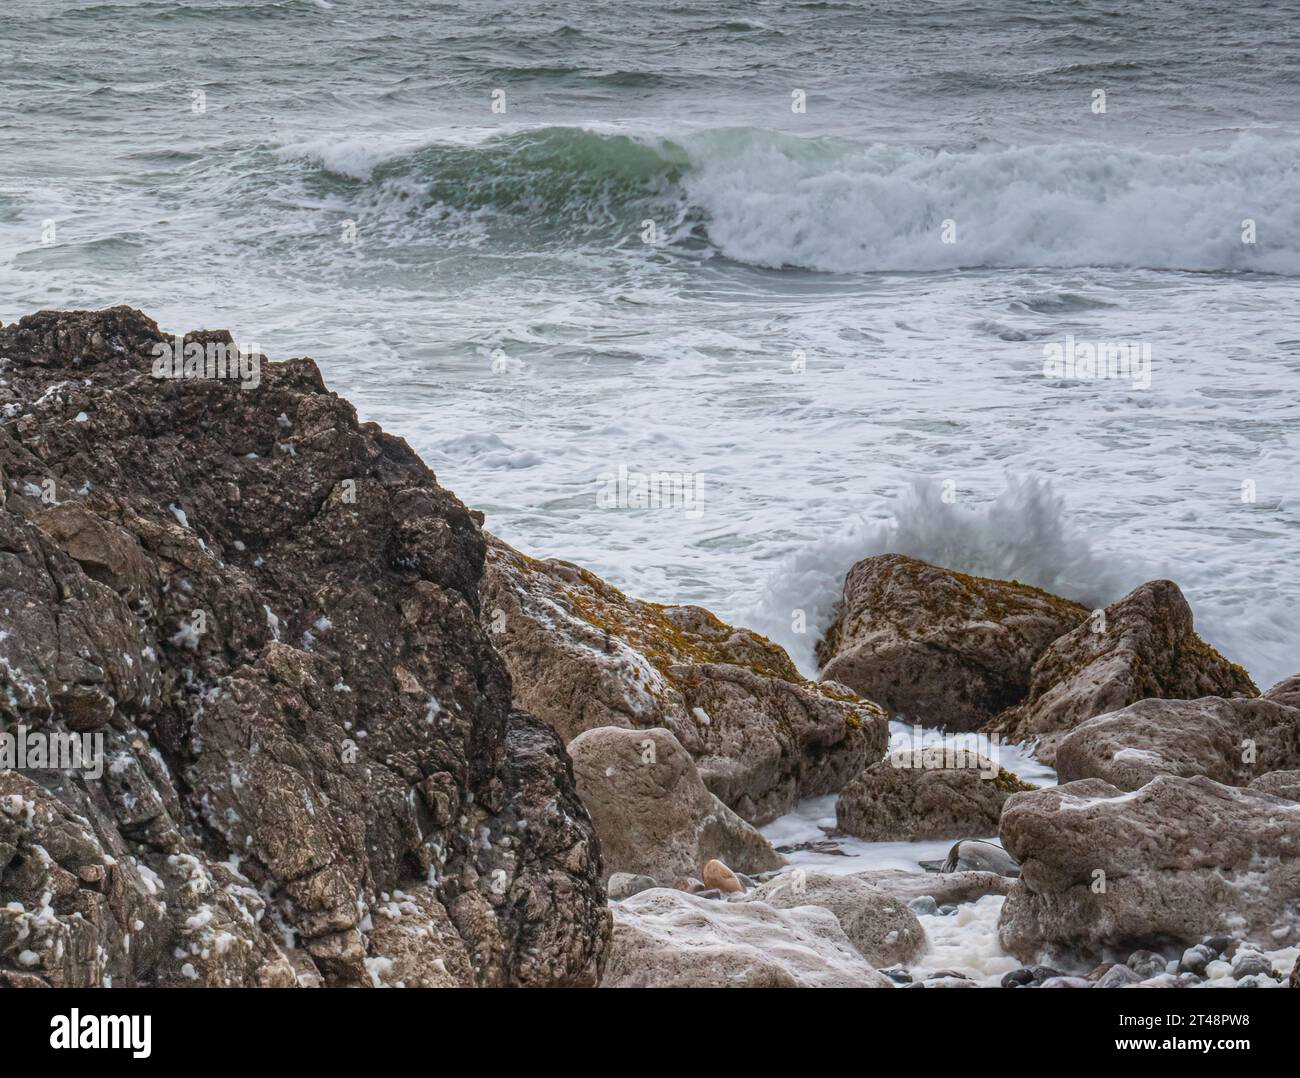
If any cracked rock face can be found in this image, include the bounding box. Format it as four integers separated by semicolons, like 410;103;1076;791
482;535;886;825
997;775;1300;964
816;554;1089;733
985;579;1258;761
0;306;609;987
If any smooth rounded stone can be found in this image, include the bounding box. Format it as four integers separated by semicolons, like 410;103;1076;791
744;869;926;967
986;580;1258;763
484;535;886;826
1095;963;1143;988
603;889;893;988
941;839;1020;877
815;554;1088;732
1205;959;1233;980
1229;950;1276;979
997;775;1300;962
670;877;705;894
908;896;940;916
568;726;784;882
1201;935;1232;956
1055;696;1300;791
1137;973;1181;988
938;904;957;916
851;868;1013;905
836;747;1035;842
1039;976;1093;988
607;873;658;901
918;977;981;988
702;859;743;893
1176;972;1203;987
1001;965;1065;988
1179;944;1214;976
1248;770;1300;801
1234;975;1264;988
1126;950;1169;978
880;967;913;984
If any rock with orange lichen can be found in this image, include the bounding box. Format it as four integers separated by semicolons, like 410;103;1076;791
481;536;885;824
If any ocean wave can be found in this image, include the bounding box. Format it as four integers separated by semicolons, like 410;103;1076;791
280;126;1300;273
745;476;1295;691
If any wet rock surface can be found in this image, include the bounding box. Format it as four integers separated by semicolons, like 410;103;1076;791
1054;690;1300;791
603;887;893;987
0;307;609;987
482;535;886;824
743;868;926;967
997;774;1300;964
816;554;1088;732
837;747;1035;842
986;580;1258;761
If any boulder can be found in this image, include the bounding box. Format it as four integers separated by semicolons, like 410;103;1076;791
1054;692;1300;791
998;775;1300;963
602;888;892;987
816;554;1088;731
0;307;609;987
837;746;1035;841
567;726;782;882
483;536;886;824
850;869;1014;905
986;580;1257;760
744;869;925;966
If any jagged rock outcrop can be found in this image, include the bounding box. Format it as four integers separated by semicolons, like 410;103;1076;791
567;725;782;882
816;555;1089;732
743;868;925;967
1054;688;1300;791
0;306;609;987
482;536;886;824
985;580;1257;760
603;888;893;987
836;746;1035;842
997;775;1300;963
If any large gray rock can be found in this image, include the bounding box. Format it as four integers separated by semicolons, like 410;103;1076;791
567;726;782;882
483;536;886;824
998;775;1300;963
837;747;1035;841
850;869;1015;905
816;555;1088;732
986;580;1258;761
0;306;610;988
1054;692;1300;791
603;888;892;987
744;869;925;966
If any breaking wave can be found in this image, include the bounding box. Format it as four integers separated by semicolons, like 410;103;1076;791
282;126;1300;272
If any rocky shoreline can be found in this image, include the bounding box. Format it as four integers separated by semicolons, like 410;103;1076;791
1;307;1296;989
